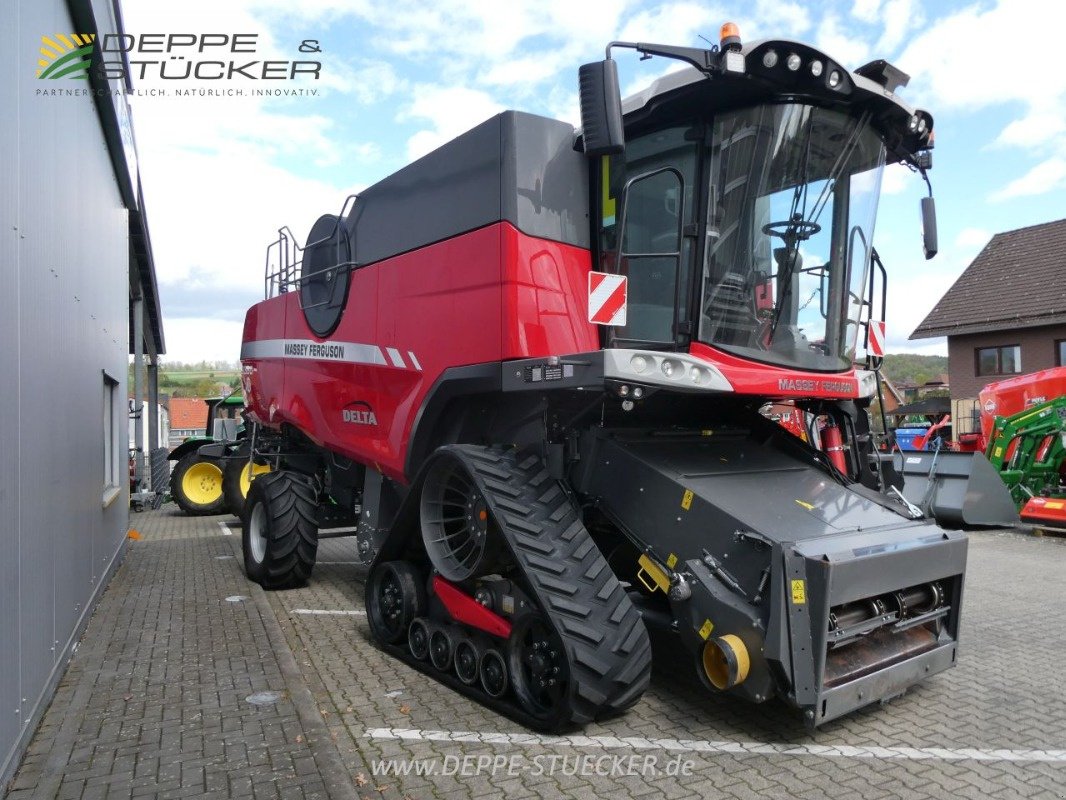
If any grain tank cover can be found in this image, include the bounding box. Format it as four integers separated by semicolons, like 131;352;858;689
344;111;590;267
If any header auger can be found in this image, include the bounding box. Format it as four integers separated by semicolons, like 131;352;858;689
235;24;1008;730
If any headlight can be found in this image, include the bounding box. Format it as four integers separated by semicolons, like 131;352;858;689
786;53;801;71
762;49;778;68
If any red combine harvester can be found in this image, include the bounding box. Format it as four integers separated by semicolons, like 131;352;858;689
238;26;1012;730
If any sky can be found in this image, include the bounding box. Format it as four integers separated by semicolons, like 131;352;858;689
116;0;1066;364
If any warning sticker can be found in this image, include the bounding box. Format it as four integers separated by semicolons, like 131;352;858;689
681;489;694;510
791;579;806;604
587;271;628;326
868;320;886;357
666;553;678;569
698;619;714;640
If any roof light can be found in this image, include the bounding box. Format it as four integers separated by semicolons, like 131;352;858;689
719;22;741;50
723;51;745;74
810;60;823;77
828;70;842;88
762;49;778;68
908;114;920;132
786;53;801;71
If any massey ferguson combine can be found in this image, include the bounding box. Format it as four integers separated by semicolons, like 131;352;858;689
237;26;995;730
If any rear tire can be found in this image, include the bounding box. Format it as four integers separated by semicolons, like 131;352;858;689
170;451;226;515
223;444;271;517
242;471;319;590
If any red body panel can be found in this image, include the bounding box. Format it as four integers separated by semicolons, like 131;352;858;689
977;367;1066;451
242;220;871;481
688;341;862;399
242;223;597;482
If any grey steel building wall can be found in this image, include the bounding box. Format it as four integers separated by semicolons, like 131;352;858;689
0;0;162;785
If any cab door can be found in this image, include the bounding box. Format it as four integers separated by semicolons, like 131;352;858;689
596;125;700;350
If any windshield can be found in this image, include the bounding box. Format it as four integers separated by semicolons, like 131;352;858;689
699;104;886;371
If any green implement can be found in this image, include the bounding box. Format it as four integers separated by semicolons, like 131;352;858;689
985;396;1066;508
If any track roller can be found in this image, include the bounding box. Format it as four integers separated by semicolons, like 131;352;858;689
454;635;484;685
480;649;508;698
408;618;431;661
429;625;457;671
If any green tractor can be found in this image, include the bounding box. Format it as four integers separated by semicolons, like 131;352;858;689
985;397;1066;526
168;394;271;515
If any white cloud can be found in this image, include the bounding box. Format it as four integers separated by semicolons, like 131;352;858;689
815;16;871;68
616;2;721;46
954;227;990;252
989;158;1066;202
747;0;812;39
880;163;911;195
874;0;922;55
481;56;568;87
884;267;957;349
160;317;246;363
897;1;1066;118
851;0;882;24
399;85;504;160
995;110;1066;150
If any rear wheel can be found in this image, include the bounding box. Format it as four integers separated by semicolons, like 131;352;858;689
223;444;272;516
242;471;319;589
170;451;226;515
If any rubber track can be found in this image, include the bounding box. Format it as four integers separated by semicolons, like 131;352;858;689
256;471;319;589
440;445;652;726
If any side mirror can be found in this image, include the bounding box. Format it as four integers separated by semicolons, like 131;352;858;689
921;196;938;260
578;59;624;157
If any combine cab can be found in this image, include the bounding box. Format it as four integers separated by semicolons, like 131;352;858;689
237;26;977;730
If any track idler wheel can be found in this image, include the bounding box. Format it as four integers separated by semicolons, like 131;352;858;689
508;614;568;724
408;618;431;661
366;561;426;645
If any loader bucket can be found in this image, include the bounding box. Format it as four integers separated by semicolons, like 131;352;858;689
898;451;1019;528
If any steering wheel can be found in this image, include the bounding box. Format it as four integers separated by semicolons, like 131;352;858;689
761;219;821;241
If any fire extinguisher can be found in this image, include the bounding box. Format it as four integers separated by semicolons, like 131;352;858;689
821;418;848;474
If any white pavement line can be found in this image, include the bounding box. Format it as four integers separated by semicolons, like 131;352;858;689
218;521;233;536
291;609;366;616
363;728;1066;765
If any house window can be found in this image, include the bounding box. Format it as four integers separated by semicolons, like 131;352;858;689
975;345;1021;376
1057;340;1066;367
103;373;121;501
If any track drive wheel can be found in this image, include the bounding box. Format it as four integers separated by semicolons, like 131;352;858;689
222;444;272;516
242;471;319;590
170;451;226;515
366;561;426;644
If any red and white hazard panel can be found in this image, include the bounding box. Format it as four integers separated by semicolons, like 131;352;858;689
588;271;627;326
868;320;886;357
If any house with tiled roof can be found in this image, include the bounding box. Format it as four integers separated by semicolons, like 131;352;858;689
167;397;207;448
911;218;1066;434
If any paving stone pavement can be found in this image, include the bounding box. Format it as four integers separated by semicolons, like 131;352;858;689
5;511;1066;799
